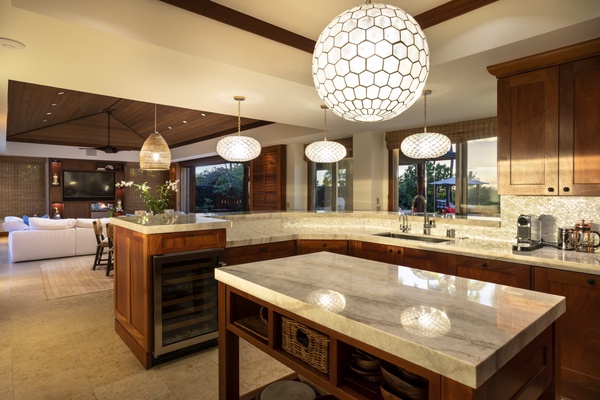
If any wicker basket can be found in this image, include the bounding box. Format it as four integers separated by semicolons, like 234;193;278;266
281;317;330;373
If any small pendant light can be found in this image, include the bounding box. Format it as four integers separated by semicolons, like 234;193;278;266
216;96;261;162
140;104;171;170
401;90;451;159
305;105;347;163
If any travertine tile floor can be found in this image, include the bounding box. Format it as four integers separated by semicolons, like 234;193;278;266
0;238;292;400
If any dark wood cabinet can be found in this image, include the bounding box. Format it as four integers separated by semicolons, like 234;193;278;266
402;247;449;274
448;254;531;289
250;145;286;211
489;40;600;196
113;226;226;369
533;267;600;400
349;240;403;264
296;239;348;255
223;240;296;266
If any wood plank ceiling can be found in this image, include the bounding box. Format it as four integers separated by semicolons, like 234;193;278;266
7;0;497;153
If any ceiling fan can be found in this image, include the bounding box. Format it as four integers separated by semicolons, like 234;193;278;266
80;108;124;153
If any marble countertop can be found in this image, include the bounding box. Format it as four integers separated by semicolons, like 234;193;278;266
225;226;600;276
215;252;565;389
109;213;230;234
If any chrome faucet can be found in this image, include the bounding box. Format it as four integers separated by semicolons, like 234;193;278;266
411;194;434;235
399;213;410;233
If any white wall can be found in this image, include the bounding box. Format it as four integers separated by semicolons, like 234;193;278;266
351;131;387;211
285;143;308;211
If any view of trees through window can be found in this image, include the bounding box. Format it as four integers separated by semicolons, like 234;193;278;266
195;163;244;212
314;159;353;212
398;138;500;218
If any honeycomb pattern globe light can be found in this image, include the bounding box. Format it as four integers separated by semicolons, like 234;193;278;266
216;96;261;162
401;90;451;159
305;105;347;163
312;2;429;123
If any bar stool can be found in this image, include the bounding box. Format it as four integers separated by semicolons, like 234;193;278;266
92;219;111;271
105;223;114;276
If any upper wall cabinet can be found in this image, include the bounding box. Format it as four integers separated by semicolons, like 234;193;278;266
489;39;600;196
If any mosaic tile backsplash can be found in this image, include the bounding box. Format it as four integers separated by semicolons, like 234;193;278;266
500;195;600;244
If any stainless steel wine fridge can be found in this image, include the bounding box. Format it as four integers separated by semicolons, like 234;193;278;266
153;248;224;357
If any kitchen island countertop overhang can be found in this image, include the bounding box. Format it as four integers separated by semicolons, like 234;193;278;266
215;251;566;390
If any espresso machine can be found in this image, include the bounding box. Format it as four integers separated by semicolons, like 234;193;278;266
512;214;542;251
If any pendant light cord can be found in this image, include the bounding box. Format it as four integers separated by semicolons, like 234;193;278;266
423;90;430;134
237;99;241;137
323;106;328;141
154;104;157;134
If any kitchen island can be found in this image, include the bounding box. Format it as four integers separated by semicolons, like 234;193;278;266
216;252;565;400
110;214;230;368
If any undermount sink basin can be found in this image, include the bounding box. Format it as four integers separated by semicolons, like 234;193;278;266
373;232;451;244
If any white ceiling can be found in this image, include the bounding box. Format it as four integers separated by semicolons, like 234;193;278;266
1;0;599;161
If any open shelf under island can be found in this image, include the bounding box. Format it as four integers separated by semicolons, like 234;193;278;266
216;252;566;400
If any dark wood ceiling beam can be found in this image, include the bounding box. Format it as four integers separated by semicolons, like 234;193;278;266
159;0;315;53
170;120;274;149
415;0;499;30
160;0;498;54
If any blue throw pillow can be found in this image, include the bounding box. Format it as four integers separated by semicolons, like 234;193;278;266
22;215;29;225
41;214;49;219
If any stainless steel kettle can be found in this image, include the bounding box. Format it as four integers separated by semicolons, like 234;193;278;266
556;227;575;251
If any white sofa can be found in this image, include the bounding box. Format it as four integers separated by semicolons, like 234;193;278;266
2;217;110;262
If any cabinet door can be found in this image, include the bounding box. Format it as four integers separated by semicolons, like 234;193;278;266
402;248;449;274
559;55;600;195
296;240;348;255
250;145;286;211
350;241;402;264
224;241;296;266
534;267;600;400
497;67;559;195
449;255;531;289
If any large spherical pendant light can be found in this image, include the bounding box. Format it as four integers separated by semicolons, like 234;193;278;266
312;2;429;123
401;90;451;159
305;105;347;163
140;104;171;171
216;96;261;162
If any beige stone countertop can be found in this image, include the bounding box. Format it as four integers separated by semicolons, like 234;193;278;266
216;252;566;389
110;213;230;235
225;227;600;276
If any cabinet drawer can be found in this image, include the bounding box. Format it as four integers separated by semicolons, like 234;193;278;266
224;240;296;266
297;240;348;255
403;248;448;274
448;254;531;289
149;229;226;255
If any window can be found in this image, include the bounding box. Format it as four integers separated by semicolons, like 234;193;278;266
309;158;353;212
180;156;248;213
397;138;499;218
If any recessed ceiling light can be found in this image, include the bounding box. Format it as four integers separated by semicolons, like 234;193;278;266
51;103;57;106
201;113;206;117
43;119;47;122
46;112;52;115
182;120;187;124
57;92;64;95
168;126;172;130
0;37;25;50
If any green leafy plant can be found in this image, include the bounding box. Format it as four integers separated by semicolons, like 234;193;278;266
117;180;179;215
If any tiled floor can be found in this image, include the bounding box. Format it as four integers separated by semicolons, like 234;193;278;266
0;238;292;400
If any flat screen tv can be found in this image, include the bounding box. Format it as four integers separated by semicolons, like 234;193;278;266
62;171;115;201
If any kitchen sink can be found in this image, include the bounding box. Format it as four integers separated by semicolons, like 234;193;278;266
373;232;451;244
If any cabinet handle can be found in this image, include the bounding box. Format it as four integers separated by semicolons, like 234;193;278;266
481;262;487;268
188;233;195;237
322;243;327;248
396;249;402;255
588;278;595;285
259;247;267;252
388;249;393;254
547;187;554;193
563;187;570;192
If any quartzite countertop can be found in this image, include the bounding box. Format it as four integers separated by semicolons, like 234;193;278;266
222;220;600;275
216;252;565;390
110;213;230;234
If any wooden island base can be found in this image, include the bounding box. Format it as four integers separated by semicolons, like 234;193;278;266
218;282;559;400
